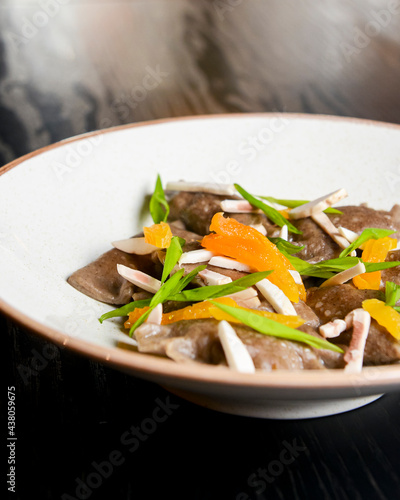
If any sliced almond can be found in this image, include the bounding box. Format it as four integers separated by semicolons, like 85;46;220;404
146;303;163;325
288;188;348;220
112;237;158;255
338;226;359;244
208;256;252;273
255;278;297;316
218;320;256;373
311;211;356;253
178;249;215;265
220;199;260;213
249;224;267;236
199;269;232;286
117;264;161;294
166;181;236;196
279;225;289;241
289;269;303;285
320;261;366;288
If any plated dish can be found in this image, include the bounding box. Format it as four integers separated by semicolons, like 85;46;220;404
1;113;400;419
67;177;400;375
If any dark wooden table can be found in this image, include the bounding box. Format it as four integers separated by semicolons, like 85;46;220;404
2;1;400;499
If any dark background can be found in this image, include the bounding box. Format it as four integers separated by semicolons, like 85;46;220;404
2;1;400;499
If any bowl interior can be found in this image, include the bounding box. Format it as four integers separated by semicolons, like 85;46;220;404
1;113;400;393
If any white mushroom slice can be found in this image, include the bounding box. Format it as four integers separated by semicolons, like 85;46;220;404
319;319;348;338
112;237;158;255
165;181;236;196
146;303;163;325
311;212;357;254
278;225;289;241
249;224;267;236
218;320;256;373
320;261;366;288
255;278;297;316
338;226;359;244
208;256;252;273
344;309;371;373
220;199;260;213
288;188;348;220
338;226;374;251
117;264;161;294
289;269;303;285
178;249;215;265
199;269;232;286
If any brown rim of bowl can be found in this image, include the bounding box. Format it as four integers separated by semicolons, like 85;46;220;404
2;112;400;393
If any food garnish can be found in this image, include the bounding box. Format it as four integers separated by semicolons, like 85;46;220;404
260;196;343;215
112;237;158;255
125;296;304;329
210;300;343;352
218;321;256;373
201;212;300;302
143;221;173;248
311;211;354;252
385;281;400;311
339;228;396;258
353;237;397;290
320;261;366;288
285;255;400;280
149;174;170;224
128;268;185;335
287;188;348;220
166;270;273;302
160;235;185;282
362;299;400;340
70;175;400;372
343;309;371;373
165;181;236;196
234;183;300;234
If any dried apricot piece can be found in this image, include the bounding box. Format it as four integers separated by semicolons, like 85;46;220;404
353;237;397;290
143;221;172;248
201;213;299;302
162;297;236;324
362;298;400;340
124;306;150;329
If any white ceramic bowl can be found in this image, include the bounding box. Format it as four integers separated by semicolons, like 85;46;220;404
2;113;400;419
